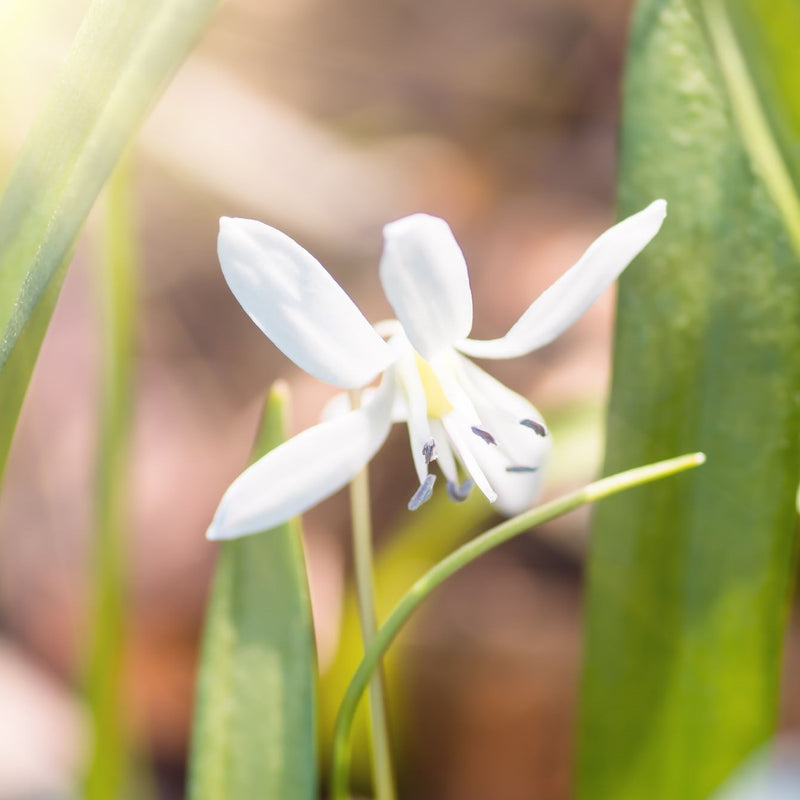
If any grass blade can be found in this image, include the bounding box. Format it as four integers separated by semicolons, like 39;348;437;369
0;0;219;483
84;160;138;799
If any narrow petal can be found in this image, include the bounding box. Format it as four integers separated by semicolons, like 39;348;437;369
380;214;473;359
321;388;407;424
430;420;458;483
207;373;396;540
396;350;434;484
442;414;497;503
457;200;667;359
219;217;392;388
455;358;551;514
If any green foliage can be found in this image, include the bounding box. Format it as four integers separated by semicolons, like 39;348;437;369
0;0;219;484
85;162;138;799
704;0;800;253
578;2;800;798
188;384;317;800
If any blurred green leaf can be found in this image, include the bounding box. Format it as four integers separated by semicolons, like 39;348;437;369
188;383;317;800
0;0;219;483
578;2;800;799
85;161;139;799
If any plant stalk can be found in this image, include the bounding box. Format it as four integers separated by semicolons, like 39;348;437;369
347;389;396;800
330;452;706;800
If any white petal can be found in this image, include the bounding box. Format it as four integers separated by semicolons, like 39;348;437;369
207;373;396;540
380;214;473;359
457;200;667;359
396;351;434;484
455;357;551;515
219;217;392;388
441;414;497;503
320;388;407;424
430;420;458;484
429;350;481;427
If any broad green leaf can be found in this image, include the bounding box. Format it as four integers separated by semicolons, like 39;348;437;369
0;0;219;483
702;0;800;254
188;383;317;800
578;3;800;799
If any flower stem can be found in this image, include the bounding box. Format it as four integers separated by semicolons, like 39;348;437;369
347;389;396;800
330;452;707;800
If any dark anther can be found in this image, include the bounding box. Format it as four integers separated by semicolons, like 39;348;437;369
470;426;497;445
408;474;436;511
446;478;474;502
422;438;437;464
520;419;547;437
505;465;539;473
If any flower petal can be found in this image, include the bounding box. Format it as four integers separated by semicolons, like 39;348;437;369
455;357;551;515
207;373;396;540
380;214;473;359
396;350;434;484
441;414;497;503
457;200;667;359
219;217;392;388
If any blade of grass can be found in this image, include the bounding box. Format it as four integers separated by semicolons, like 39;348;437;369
0;0;219;485
187;383;317;800
85;159;137;799
578;2;800;797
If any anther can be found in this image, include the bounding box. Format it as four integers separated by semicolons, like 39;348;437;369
408;474;436;511
520;419;547;437
422;438;437;464
446;478;474;502
505;465;539;473
470;426;497;445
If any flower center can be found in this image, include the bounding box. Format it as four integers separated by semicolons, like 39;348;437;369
414;354;453;419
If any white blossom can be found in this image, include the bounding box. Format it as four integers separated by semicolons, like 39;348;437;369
207;201;666;540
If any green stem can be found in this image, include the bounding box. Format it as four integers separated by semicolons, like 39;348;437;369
85;160;136;799
347;390;396;800
330;451;706;800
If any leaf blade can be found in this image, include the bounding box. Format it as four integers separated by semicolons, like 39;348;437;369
188;383;318;800
0;0;219;481
577;2;800;798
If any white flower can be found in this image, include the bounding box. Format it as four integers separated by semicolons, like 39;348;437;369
207;201;666;540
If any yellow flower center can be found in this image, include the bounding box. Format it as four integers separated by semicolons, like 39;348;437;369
414;353;454;419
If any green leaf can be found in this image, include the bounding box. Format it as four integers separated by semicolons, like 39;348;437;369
188;383;317;800
702;0;800;254
0;0;219;483
578;2;800;799
84;161;139;799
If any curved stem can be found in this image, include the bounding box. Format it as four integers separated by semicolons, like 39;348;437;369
330;452;706;800
347;390;396;800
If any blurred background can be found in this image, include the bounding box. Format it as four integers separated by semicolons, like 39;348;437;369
0;0;798;797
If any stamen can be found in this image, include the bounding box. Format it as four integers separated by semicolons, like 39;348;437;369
505;465;539;473
422;438;437;464
520;419;547;437
470;426;497;445
446;478;474;502
408;474;436;511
